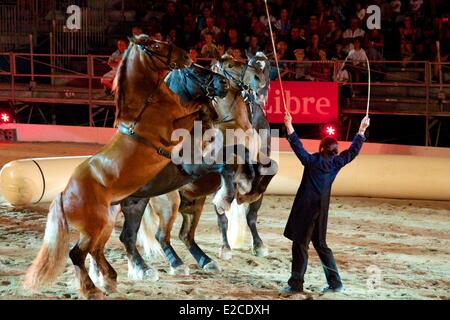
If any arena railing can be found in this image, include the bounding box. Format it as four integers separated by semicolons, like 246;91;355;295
0;53;449;142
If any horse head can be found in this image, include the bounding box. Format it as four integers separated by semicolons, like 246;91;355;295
247;51;271;106
166;63;230;104
129;34;191;71
211;54;266;102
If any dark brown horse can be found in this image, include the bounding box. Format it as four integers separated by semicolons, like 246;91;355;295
23;35;220;299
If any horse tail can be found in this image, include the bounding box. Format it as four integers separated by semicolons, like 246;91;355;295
136;202;163;260
225;200;248;249
23;193;69;292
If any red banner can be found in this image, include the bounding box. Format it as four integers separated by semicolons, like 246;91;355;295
264;81;338;124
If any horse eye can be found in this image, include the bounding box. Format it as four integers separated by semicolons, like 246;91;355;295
254;75;260;81
227;63;234;68
152;43;160;50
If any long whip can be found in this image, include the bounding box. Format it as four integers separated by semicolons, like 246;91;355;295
263;0;288;113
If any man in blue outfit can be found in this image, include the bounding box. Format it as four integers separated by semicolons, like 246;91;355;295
281;112;370;294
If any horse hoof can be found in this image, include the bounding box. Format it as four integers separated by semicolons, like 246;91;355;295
169;264;190;276
128;264;159;282
203;261;221;273
85;288;106;300
103;281;118;294
219;247;232;260
253;246;269;257
143;268;159;281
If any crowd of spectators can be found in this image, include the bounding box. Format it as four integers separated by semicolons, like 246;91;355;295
106;0;450;81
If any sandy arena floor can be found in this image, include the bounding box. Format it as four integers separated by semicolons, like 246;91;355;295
0;142;449;300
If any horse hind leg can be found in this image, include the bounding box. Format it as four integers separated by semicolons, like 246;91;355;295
246;195;269;257
69;234;105;300
151;192;189;276
119;197;159;281
89;205;121;294
216;206;233;260
179;196;220;273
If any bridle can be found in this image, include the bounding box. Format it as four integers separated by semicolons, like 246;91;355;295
183;64;220;99
215;60;259;123
137;41;178;70
117;41;185;159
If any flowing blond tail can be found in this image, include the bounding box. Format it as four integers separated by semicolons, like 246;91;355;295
225;200;248;249
136;203;163;260
23;193;69;292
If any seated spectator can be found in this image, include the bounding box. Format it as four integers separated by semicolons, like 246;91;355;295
189;47;199;64
246;35;262;57
151;32;163;41
269;41;290;80
181;12;199;48
310;48;332;81
228;47;246;63
391;0;402;14
250;14;266;38
355;1;366;21
197;7;212;31
306;34;321;60
399;16;418;66
216;0;238;31
131;26;143;37
324;16;342;58
331;40;347;60
292;48;312;80
286;26;307;59
365;28;385;58
201;33;220;59
306;15;322;41
101;39;127;93
260;3;276;29
200;17;222;42
166;29;178;46
226;27;244;50
217;43;226;57
347;37;368;82
275;8;292;40
161;1;181;36
343;16;366;53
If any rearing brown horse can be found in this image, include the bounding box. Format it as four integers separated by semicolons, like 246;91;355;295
23;35;205;299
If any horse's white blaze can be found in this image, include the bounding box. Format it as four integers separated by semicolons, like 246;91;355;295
225;200;248;249
136;204;164;260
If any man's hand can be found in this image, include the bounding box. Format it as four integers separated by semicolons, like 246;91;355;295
358;116;370;136
284;111;295;135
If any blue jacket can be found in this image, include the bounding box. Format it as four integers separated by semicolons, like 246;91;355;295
284;132;365;242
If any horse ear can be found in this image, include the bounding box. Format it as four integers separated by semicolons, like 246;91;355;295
245;50;254;60
128;36;136;44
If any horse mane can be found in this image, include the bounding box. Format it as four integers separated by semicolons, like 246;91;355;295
112;44;133;125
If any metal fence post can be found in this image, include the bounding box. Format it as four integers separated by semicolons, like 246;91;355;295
9;52;15;104
88;54;94;126
425;61;430;146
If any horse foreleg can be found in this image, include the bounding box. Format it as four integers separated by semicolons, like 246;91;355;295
179;195;220;273
212;169;235;214
151;192;189;275
119;197;158;281
216;206;233;260
246;195;269;257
